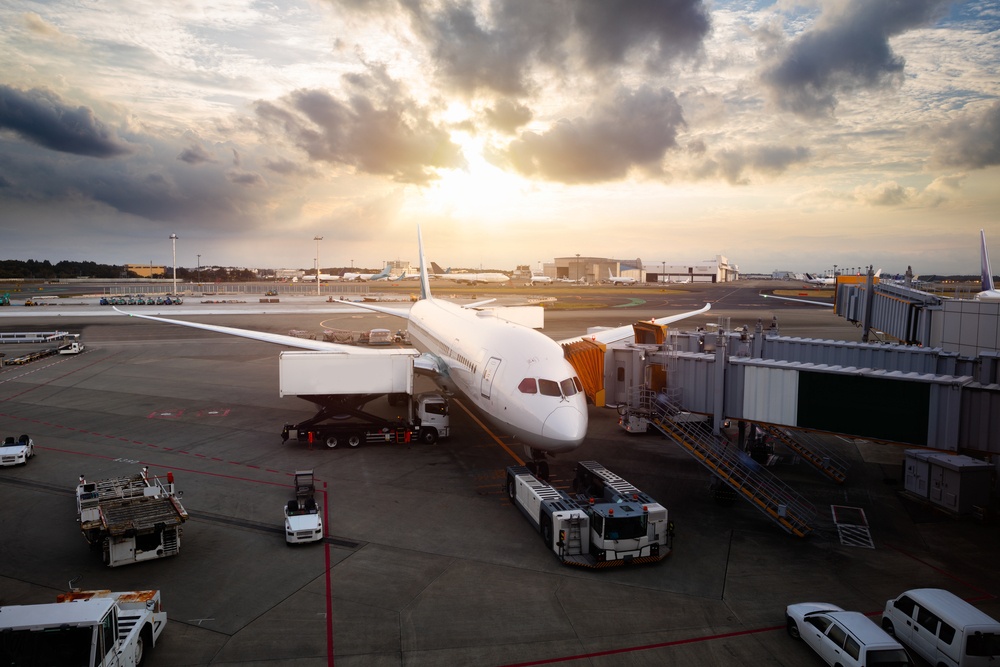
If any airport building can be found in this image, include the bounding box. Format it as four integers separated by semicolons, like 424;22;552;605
547;255;738;283
124;263;167;278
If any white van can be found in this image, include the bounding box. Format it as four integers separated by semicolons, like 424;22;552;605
882;588;1000;667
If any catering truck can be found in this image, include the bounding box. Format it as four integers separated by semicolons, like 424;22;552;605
505;460;673;568
0;588;167;666
76;467;189;567
278;350;449;447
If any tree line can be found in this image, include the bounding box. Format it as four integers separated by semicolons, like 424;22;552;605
0;259;262;282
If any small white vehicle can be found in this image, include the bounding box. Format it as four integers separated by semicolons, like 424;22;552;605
0;434;34;466
284;470;323;544
786;602;913;667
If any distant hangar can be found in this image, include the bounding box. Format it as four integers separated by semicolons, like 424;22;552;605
542;255;739;283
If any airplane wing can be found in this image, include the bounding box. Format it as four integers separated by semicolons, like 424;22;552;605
557;303;712;346
760;293;834;307
112;307;416;356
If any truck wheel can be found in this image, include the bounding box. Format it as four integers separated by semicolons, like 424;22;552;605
325;436;339;449
348;434;362;448
136;624;152;666
881;618;895;636
420;428;438;444
506;476;516;504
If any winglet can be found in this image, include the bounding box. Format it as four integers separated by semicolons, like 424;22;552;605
418;226;433;301
982;229;995;292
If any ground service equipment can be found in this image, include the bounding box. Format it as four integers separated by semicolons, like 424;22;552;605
0;434;34;466
279;349;449;447
76;467;189;567
505;460;672;568
284;469;324;544
0;588;167;666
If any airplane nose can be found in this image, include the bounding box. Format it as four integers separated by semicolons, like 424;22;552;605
541;406;587;452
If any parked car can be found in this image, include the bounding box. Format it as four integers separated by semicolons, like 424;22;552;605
786;602;912;666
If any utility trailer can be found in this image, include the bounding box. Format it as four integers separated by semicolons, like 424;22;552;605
505;461;673;568
76;467;189;567
279;350;450;448
0;588;166;666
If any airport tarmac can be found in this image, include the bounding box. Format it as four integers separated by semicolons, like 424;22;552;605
1;282;998;667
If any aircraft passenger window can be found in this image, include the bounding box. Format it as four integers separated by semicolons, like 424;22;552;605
518;378;538;394
560;378;577;396
538;380;561;396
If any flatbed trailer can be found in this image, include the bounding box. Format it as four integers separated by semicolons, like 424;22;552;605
505;461;673;568
77;467;189;567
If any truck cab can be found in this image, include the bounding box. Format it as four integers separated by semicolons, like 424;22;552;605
284;470;323;544
414;392;450;443
0;434;34;466
0;589;166;667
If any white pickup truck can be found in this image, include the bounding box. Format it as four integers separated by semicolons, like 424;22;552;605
0;434;34;466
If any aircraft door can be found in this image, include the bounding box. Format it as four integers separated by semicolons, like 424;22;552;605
481;357;501;398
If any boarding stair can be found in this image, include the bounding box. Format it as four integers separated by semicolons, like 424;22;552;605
761;425;850;484
631;389;818;537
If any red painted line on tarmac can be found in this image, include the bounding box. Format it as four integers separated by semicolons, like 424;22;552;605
498;624;785;667
323;479;335;666
887;543;998;602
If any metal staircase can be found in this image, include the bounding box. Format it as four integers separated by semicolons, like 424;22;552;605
634;389;818;537
762;425;850;484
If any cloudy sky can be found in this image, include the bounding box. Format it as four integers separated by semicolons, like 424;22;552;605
1;0;998;274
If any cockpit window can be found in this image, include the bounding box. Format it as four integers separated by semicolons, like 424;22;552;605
538;379;561;396
573;377;583;392
518;378;538;394
560;378;578;396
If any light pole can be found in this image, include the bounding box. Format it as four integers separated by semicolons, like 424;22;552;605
314;236;323;296
170;234;178;295
197;254;201;284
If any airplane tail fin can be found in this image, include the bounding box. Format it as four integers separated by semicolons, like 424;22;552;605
981;229;995;292
418;227;433;301
874;268;882;278
430;261;444;275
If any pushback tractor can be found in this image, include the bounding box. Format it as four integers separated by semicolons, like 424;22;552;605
505;460;673;568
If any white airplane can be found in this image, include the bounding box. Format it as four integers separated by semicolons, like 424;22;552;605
428;263;510;285
803;273;836;286
556;277;586;284
607;268;637;285
115;228;710;473
528;274;553;284
300;273;340;282
976;229;1000;301
343;266;392;281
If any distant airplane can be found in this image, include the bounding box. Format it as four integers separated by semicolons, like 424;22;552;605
667;276;691;284
343;266;392;281
607;268;637;285
529;274;553;284
977;229;1000;301
803;273;836;286
301;273;340;282
427;262;510;285
115;227;709;474
556;277;587;284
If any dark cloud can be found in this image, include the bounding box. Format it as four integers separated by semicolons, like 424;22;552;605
761;0;951;117
0;85;131;158
498;86;684;183
264;157;317;176
483;98;532;134
928;101;1000;169
389;0;709;96
178;143;216;164
694;144;811;185
228;171;265;186
255;67;464;185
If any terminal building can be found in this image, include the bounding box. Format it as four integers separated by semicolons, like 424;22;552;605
544;255;738;283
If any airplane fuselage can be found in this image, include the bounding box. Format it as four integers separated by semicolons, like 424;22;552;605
406;298;587;453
